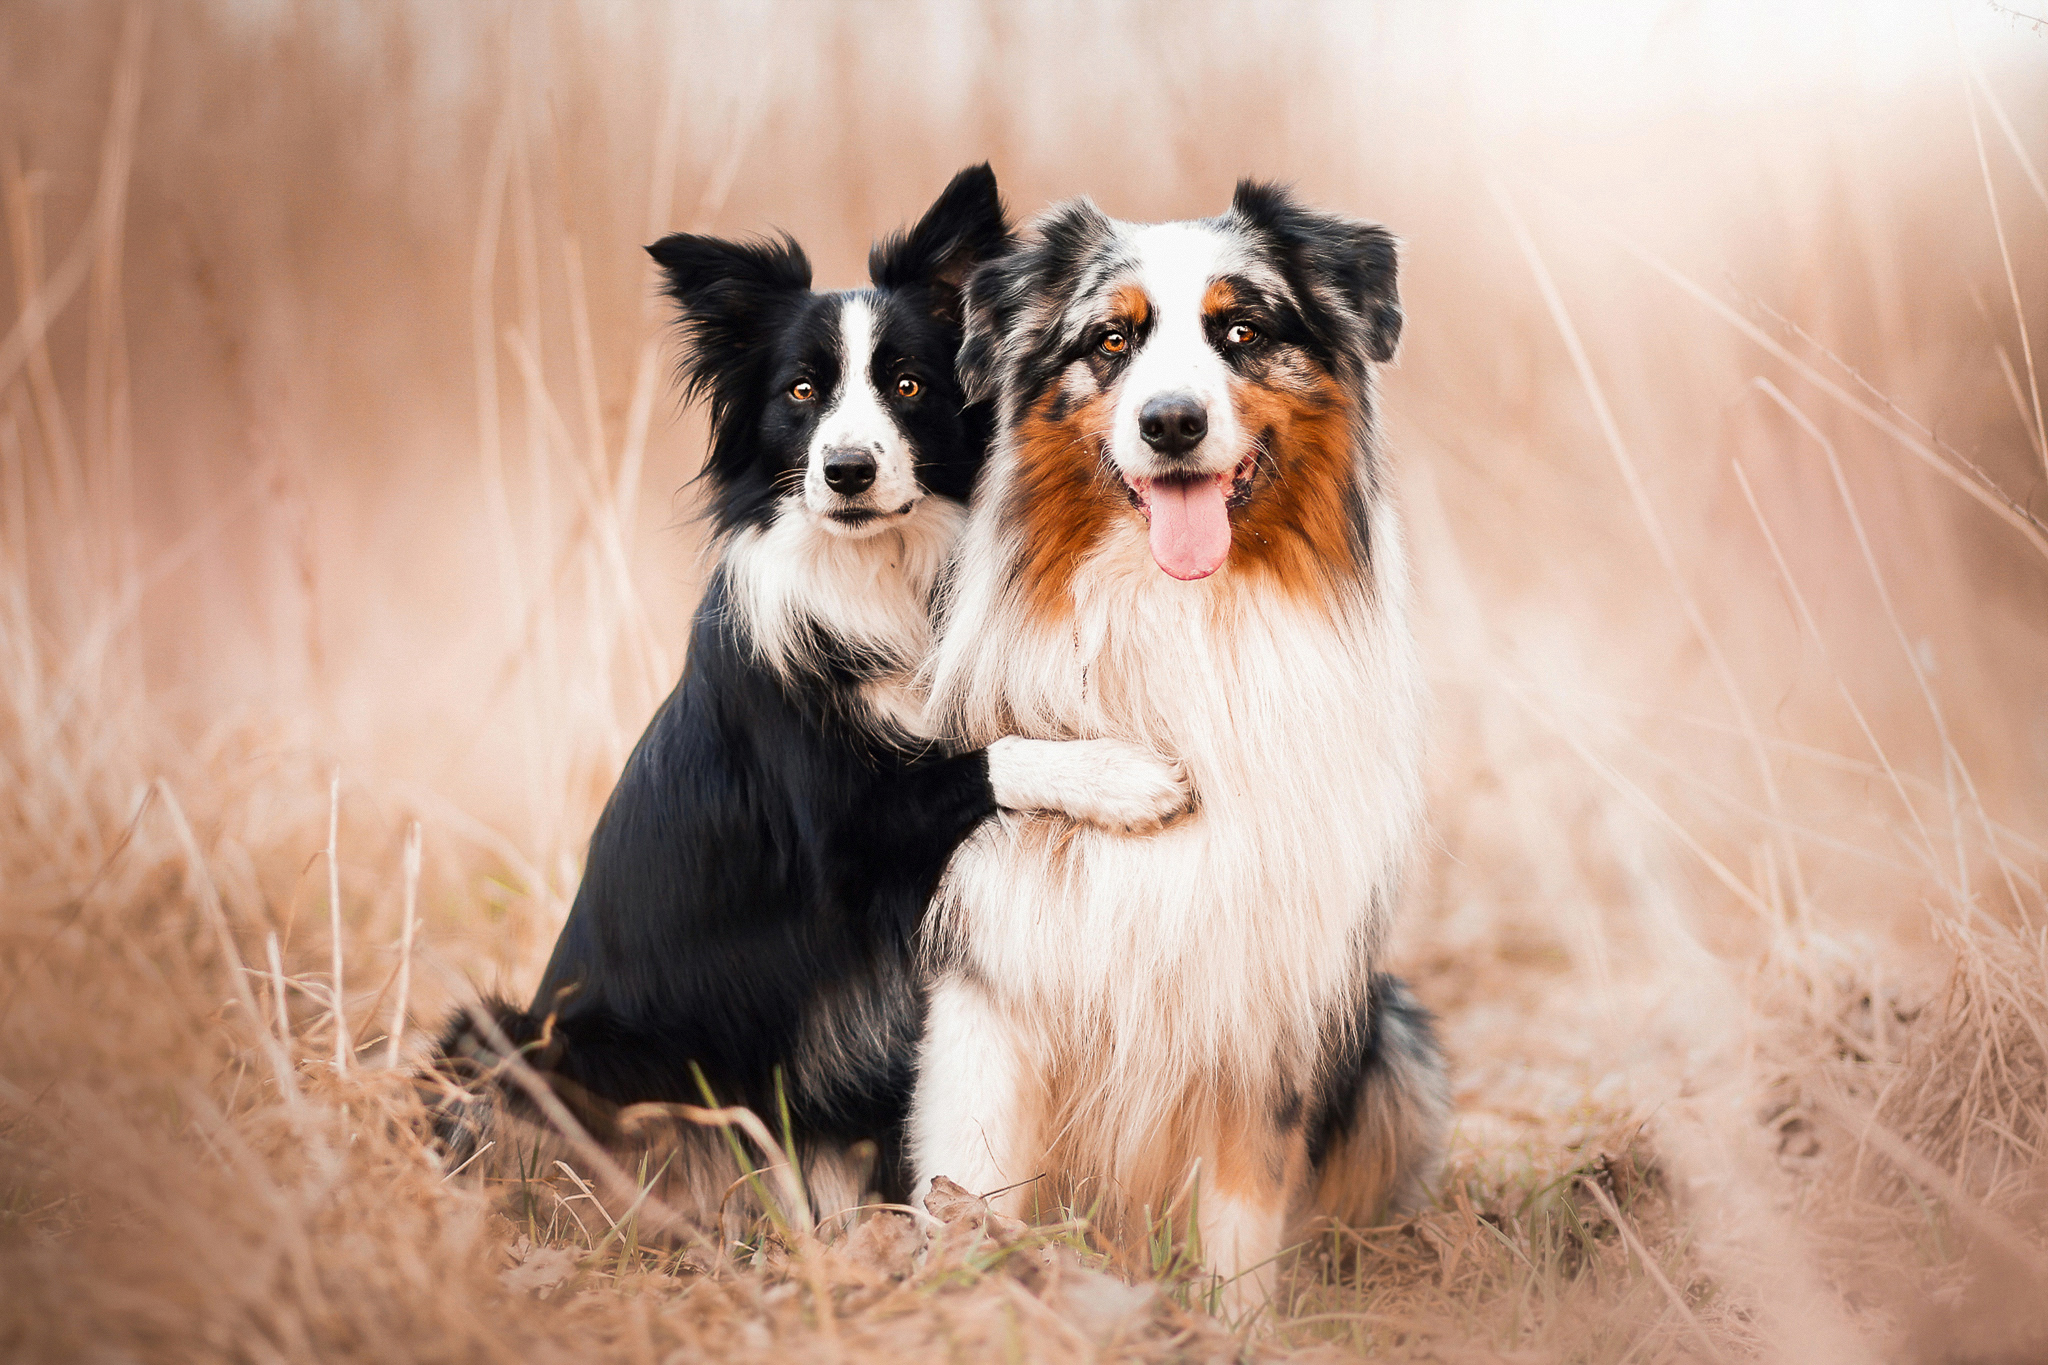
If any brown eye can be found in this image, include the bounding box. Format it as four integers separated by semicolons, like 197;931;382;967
1099;331;1128;355
896;375;921;399
790;379;816;402
1225;323;1258;346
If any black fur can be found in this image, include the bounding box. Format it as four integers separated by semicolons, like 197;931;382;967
1306;972;1444;1172
432;166;1011;1201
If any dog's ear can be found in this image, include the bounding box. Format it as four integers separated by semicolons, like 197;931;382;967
959;196;1114;405
645;233;810;500
645;231;812;401
869;163;1010;325
957;249;1022;405
1230;180;1402;364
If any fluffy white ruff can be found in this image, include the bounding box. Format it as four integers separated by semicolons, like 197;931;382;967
722;493;965;710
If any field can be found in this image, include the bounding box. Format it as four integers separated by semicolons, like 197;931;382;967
4;2;2047;1360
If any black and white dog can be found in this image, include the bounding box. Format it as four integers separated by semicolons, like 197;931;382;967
434;166;1186;1219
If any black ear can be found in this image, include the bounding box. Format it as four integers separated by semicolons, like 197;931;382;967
959;196;1114;404
644;232;811;500
646;231;811;313
869;163;1010;324
1230;180;1402;364
1336;221;1402;363
644;231;810;405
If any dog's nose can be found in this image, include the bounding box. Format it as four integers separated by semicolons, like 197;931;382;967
1138;393;1208;457
822;447;878;495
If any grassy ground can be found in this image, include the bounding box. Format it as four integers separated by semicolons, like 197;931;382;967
3;3;2047;1360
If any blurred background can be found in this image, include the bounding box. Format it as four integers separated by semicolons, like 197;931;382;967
3;2;2046;1360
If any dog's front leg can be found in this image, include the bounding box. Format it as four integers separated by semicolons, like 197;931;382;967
908;972;1042;1219
1198;1113;1312;1319
984;735;1189;833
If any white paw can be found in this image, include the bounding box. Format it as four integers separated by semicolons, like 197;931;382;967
1065;739;1190;832
987;736;1191;833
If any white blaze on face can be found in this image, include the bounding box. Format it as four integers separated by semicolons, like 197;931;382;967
804;296;923;537
1107;222;1250;581
1109;222;1247;484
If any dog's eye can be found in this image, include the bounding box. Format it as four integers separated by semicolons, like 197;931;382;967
895;375;921;399
1225;323;1259;347
790;379;816;402
1099;331;1128;356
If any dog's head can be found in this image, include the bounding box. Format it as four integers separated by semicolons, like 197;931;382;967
648;164;1010;538
962;182;1399;588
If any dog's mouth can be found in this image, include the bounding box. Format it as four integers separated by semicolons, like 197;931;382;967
823;500;917;530
1122;451;1259;581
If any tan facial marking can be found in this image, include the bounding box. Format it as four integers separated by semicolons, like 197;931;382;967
1008;385;1121;622
1109;283;1152;331
1224;363;1359;599
1201;278;1242;319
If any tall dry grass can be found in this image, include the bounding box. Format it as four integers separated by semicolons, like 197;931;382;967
3;2;2046;1359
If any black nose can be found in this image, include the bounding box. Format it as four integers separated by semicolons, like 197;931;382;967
822;447;878;495
1138;393;1209;457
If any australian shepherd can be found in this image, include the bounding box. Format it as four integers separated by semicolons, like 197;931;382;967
911;181;1451;1304
432;166;1187;1223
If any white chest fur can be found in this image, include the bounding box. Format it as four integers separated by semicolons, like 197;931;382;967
930;494;1425;1085
722;496;965;737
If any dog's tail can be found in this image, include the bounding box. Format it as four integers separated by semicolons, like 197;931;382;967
1309;972;1452;1223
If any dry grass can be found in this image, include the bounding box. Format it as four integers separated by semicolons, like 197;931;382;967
4;2;2047;1360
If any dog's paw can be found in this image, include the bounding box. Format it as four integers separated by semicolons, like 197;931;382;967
987;736;1191;833
1064;739;1190;833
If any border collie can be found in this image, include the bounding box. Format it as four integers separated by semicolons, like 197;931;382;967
910;181;1450;1305
434;166;1187;1223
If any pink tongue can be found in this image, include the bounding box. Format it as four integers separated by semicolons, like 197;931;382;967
1146;476;1232;580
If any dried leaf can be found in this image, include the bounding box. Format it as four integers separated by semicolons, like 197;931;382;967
923;1176;983;1226
841;1210;922;1280
497;1244;578;1298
